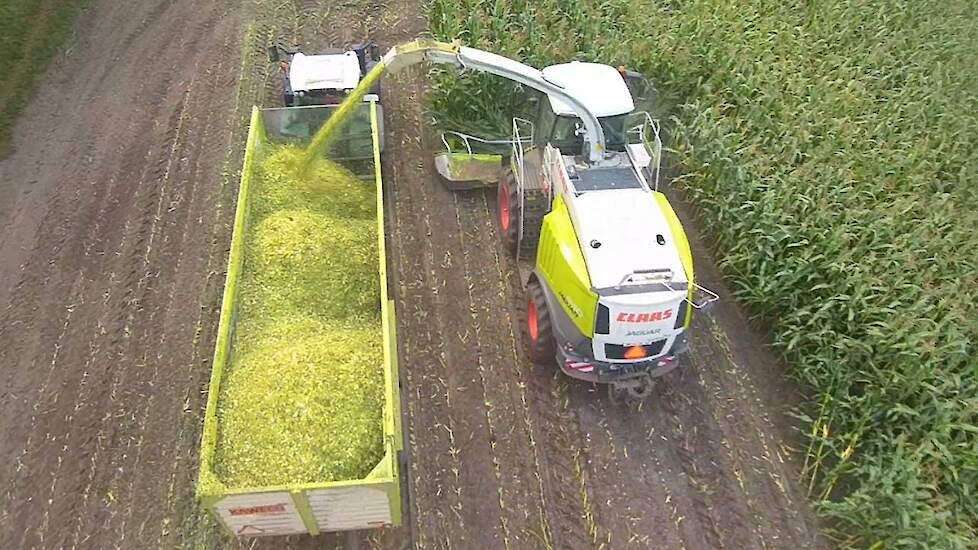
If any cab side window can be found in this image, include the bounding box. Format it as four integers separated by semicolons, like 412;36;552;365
551;116;584;153
535;99;557;148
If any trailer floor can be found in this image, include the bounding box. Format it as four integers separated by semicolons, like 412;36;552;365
0;0;825;548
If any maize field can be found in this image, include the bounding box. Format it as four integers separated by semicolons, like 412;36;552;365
429;0;978;547
213;146;384;488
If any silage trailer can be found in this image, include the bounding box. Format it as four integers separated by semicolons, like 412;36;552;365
196;100;403;537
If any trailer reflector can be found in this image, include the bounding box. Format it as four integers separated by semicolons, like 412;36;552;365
566;360;594;373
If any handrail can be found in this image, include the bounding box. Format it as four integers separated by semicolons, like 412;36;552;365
612;267;719;310
627;111;663;190
511;117;534;262
615;268;674;289
661;280;719;310
686;282;720;310
439;130;531;155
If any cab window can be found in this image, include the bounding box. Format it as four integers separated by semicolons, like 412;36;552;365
550;114;629;154
552;116;582;152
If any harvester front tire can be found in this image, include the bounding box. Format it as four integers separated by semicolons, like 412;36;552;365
526;280;555;365
497;169;519;256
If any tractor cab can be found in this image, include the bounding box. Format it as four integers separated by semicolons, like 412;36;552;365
263;43;383;171
268;43;381;107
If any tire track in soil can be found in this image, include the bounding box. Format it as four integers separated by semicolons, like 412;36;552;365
490;214;607;549
572;392;690;550
102;13;241;547
2;39;197;550
384;68;484;549
672;189;826;549
45;77;199;546
0;0;243;547
148;18;257;549
454;189;549;549
581;358;753;549
417;172;506;548
521;367;606;550
476;191;560;549
0;84;138;514
15;77;187;550
446;190;514;547
653;369;760;549
61;4;236;545
691;317;818;547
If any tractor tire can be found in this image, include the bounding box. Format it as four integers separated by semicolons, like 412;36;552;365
526;280;556;365
497;169;520;256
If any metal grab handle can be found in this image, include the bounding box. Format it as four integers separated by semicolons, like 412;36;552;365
439;130;531;155
626;111;663;190
688;282;719;310
616;268;673;288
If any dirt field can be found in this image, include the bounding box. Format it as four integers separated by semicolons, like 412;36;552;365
0;0;824;548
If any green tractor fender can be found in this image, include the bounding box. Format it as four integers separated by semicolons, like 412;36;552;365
532;194;599;344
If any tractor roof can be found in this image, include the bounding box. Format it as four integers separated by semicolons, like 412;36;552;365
542;62;635;118
289;51;361;92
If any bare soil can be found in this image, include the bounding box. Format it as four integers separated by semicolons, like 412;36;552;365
0;0;825;548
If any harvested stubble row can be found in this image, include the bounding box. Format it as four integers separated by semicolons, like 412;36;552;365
214;145;384;488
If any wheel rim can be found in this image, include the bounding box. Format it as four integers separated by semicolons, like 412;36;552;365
527;299;538;341
499;184;511;232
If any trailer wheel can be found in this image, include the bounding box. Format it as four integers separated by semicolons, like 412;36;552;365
526;280;555;364
497;169;519;256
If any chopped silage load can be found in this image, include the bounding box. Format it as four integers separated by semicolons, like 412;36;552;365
214;145;384;488
216;318;383;487
255;146;375;220
247;209;379;321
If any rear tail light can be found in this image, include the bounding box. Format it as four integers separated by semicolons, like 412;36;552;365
623;345;647;360
605;339;666;360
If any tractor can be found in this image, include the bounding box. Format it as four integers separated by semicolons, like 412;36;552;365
265;43;382;172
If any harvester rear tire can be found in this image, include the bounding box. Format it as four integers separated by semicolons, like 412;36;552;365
526;280;555;365
497;169;519;256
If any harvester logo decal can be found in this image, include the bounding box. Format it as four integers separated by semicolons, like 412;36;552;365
616;310;672;323
229;503;287;516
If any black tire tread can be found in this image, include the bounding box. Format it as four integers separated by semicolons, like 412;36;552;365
497;169;520;256
527;280;556;364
